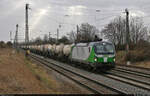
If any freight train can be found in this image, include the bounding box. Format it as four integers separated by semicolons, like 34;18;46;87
21;41;116;70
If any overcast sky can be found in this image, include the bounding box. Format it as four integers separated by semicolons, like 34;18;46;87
0;0;150;42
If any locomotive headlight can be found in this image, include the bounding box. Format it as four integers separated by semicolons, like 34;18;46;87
94;58;97;62
114;58;115;62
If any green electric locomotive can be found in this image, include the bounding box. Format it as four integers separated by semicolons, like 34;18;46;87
70;41;116;70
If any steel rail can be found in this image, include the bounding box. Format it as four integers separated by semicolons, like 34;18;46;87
104;70;150;91
117;64;150;71
114;68;150;78
109;70;150;86
30;53;125;95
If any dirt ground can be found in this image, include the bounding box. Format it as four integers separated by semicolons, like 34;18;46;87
0;48;51;93
132;61;150;69
0;48;91;94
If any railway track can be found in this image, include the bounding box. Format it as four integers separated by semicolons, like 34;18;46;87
101;65;150;93
29;53;150;94
30;54;122;94
116;65;150;76
117;64;150;71
104;70;150;91
108;69;150;86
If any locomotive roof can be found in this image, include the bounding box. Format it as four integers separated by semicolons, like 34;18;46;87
75;41;113;47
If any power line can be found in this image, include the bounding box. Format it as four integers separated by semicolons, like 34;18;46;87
140;5;150;10
96;14;119;21
140;15;150;19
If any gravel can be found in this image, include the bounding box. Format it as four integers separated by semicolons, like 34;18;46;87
109;69;150;85
34;54;150;94
117;65;150;76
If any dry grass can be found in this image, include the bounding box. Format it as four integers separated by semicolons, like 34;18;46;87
29;57;92;94
25;59;61;94
116;50;150;68
133;61;150;68
0;48;53;94
0;48;91;94
116;51;126;64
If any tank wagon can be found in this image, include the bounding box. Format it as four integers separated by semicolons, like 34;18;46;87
22;41;116;70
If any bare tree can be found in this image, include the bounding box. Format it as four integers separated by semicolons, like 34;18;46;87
43;34;49;43
58;36;69;44
69;30;77;43
69;23;99;43
129;17;148;44
79;23;99;42
35;37;42;44
101;16;149;47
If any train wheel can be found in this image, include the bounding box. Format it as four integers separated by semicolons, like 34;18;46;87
92;67;97;72
86;65;92;71
111;63;116;68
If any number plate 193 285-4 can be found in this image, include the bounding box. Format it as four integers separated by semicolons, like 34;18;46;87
104;57;107;63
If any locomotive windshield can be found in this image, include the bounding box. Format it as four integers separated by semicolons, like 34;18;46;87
94;43;115;54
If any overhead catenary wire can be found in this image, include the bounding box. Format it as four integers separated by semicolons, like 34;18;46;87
25;1;150;41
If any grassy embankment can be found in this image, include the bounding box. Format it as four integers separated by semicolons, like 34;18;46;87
116;41;150;68
0;48;60;94
24;56;61;94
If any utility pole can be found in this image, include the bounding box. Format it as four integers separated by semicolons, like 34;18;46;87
25;4;29;43
77;25;79;42
15;24;19;48
95;10;100;38
57;28;59;43
125;9;129;53
49;32;51;40
125;8;130;65
49;32;51;43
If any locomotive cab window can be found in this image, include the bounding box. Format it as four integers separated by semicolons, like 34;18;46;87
94;43;114;54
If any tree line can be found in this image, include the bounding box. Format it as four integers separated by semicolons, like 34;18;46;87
0;41;12;48
101;16;149;50
22;16;150;50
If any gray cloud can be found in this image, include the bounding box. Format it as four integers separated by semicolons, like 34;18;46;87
0;0;150;42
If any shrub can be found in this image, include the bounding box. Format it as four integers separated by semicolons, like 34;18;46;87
125;43;150;62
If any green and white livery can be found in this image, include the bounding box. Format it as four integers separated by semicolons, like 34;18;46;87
70;41;115;69
22;40;116;70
